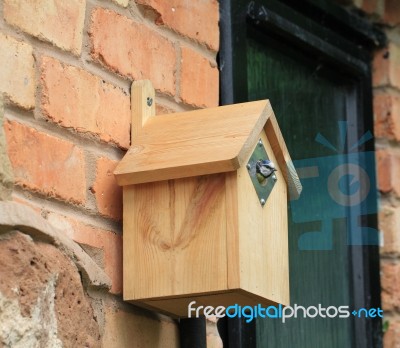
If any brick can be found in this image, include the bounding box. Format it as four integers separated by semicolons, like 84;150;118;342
180;47;219;108
376;149;391;193
0;33;35;109
384;0;400;26
376;149;400;196
0;231;101;347
92;157;122;221
4;120;86;204
4;0;85;55
136;0;219;51
361;0;380;14
0;201;111;290
102;305;179;347
90;8;176;95
156;103;174;115
47;212;122;294
379;207;400;255
374;93;400;141
384;320;400;348
373;48;388;87
373;44;400;89
41;57;131;149
0;98;13;201
381;261;400;311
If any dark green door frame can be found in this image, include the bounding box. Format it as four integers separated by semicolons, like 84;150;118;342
219;1;385;347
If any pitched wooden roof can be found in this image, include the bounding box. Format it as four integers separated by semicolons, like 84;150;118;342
114;97;301;199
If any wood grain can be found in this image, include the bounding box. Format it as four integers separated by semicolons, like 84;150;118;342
123;131;290;314
236;131;290;306
115;95;301;202
265;113;302;200
120;81;294;316
123;174;228;300
115;100;272;185
225;171;240;289
131;80;156;139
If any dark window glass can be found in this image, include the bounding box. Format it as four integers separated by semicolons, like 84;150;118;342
219;1;384;347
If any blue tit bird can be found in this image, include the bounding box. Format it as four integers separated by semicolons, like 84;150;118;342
256;159;277;181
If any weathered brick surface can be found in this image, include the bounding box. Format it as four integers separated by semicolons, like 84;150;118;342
4;120;86;204
156;103;175;115
0;231;100;347
4;0;85;55
379;207;400;255
381;261;400;312
70;221;122;294
8;0;400;346
374;48;390;87
47;212;122;294
90;8;176;95
102;305;179;347
376;149;400;196
374;93;400;141
41;57;131;149
0;0;219;345
136;0;219;51
91;157;122;221
360;0;382;15
384;0;400;26
373;44;400;89
0;33;35;109
0;98;13;201
383;320;400;348
180;46;219;108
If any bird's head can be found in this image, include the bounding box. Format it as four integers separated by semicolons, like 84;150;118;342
256;160;277;183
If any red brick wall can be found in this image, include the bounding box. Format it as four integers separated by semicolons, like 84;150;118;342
344;0;400;347
1;0;399;346
0;0;220;346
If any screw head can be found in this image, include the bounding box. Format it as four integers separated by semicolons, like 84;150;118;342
147;97;153;107
272;174;277;181
260;198;266;206
258;139;263;147
246;163;251;170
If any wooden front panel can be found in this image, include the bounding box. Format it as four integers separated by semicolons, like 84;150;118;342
123;174;228;300
237;131;289;305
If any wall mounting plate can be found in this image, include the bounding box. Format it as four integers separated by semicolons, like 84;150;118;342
246;139;277;207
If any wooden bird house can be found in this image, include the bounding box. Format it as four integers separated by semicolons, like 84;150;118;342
114;80;302;317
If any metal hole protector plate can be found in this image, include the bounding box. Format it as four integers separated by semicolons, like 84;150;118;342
246;139;277;207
